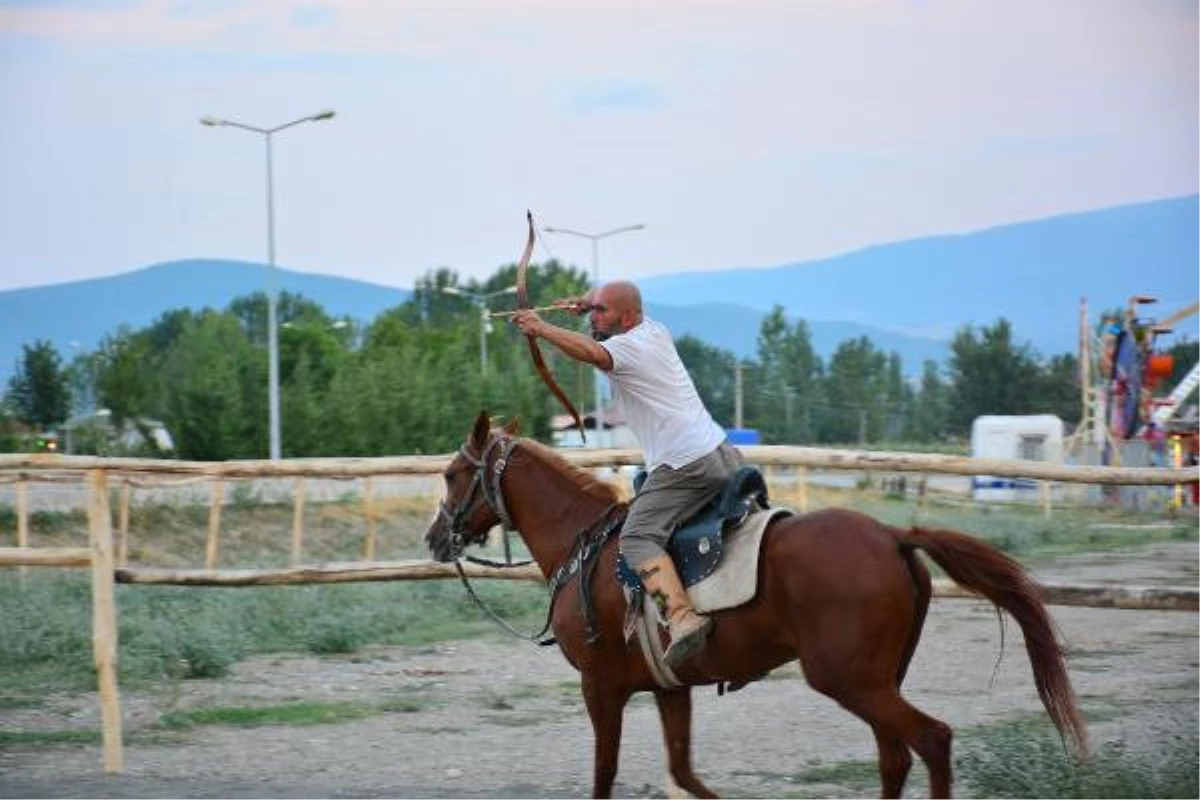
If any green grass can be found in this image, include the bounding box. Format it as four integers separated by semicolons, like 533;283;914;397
377;694;432;714
3;694;441;752
732;758;897;798
0;692;47;710
726;713;1199;800
158;701;373;729
0;571;549;694
956;713;1199;799
0;728;102;748
808;488;1198;563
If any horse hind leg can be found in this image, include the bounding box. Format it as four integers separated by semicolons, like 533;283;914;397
845;688;952;799
653;688;718;799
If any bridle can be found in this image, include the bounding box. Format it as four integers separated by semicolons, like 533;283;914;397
435;431;625;646
437;433;520;562
436;433;560;644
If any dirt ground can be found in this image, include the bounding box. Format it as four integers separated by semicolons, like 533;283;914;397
1;539;1196;799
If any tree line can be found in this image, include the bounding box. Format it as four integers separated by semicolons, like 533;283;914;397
3;260;1195;460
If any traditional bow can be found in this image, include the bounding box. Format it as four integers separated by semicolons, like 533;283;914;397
515;210;587;441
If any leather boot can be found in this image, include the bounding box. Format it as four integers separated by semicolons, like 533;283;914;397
637;554;713;667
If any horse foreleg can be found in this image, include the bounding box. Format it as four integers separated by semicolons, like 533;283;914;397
654;687;718;799
581;676;631;799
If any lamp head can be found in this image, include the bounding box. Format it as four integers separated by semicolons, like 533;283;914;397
311;110;336;121
199;116;224;127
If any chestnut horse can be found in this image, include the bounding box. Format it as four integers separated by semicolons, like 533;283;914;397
424;413;1087;798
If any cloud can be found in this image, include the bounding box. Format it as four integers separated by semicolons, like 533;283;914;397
288;3;335;30
566;79;667;114
0;0;1194;293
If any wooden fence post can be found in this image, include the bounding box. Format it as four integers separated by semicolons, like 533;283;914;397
796;467;809;512
291;477;306;566
362;477;377;561
205;479;224;570
16;479;28;579
117;481;131;568
87;469;124;774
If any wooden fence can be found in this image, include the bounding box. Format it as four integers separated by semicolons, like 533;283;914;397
1;447;1197;774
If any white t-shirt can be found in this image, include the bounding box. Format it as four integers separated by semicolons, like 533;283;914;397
601;317;726;471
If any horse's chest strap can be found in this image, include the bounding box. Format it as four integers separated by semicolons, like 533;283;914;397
547;504;624;644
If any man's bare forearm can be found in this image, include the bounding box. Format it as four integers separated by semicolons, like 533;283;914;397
535;323;612;370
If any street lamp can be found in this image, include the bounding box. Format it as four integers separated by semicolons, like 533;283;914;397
542;223;645;444
440;285;519;376
200;109;336;461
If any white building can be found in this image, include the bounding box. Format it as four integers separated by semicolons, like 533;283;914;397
970;414;1064;502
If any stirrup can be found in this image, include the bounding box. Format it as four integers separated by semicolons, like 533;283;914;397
664;617;713;668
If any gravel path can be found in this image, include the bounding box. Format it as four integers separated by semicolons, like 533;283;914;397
1;540;1196;799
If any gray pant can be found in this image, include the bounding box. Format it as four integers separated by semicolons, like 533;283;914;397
620;440;745;567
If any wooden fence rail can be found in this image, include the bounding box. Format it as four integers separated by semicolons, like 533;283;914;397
109;561;1199;613
2;448;1197;484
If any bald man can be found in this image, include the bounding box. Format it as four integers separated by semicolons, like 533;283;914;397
512;280;743;667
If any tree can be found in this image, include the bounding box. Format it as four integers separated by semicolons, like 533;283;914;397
820;337;890;444
1035;353;1082;426
945;319;1042;435
160;312;257;460
755;307;823;443
94;328;160;427
5;340;71;428
908;360;950;441
676;336;739;427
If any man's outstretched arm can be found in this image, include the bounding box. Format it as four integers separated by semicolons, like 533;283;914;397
510;310;613;371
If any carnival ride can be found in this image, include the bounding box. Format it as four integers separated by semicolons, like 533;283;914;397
1069;295;1199;467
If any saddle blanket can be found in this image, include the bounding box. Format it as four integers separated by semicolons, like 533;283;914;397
688;507;792;613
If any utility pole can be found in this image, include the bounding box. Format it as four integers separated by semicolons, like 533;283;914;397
734;359;744;429
543;223;645;446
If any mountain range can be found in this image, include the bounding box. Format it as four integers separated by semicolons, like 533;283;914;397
2;195;1196;384
640;194;1198;355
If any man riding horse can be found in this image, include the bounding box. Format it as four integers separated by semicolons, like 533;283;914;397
511;279;743;667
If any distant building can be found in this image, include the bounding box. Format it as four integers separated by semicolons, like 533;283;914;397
550;404;638;450
970;414;1064;502
61;410;175;455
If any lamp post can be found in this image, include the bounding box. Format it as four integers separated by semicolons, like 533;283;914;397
440;285;519;376
542;223;645;444
200;110;335;461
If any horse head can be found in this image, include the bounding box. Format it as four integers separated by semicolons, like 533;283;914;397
424;410;521;562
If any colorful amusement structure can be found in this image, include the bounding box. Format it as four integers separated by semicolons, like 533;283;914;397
1072;296;1198;499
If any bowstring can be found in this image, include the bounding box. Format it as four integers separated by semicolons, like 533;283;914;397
532;218;561;266
530;221;588;333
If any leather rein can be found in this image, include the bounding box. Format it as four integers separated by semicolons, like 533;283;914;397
436;434;623;646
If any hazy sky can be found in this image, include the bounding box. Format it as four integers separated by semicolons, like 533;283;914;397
1;0;1196;293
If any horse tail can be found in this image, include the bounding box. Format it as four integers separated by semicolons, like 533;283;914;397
898;526;1088;758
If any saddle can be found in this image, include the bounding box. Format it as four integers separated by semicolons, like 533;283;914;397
617;465;770;591
614;465;786;692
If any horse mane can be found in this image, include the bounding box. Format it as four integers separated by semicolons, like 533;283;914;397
517;437;623;505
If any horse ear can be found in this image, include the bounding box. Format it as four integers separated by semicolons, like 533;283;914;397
503;416;521;436
471;410;490;449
